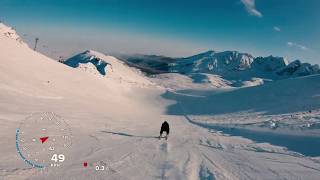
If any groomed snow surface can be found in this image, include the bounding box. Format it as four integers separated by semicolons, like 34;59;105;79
1;23;320;180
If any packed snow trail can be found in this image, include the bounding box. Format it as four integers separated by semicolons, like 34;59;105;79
2;87;320;180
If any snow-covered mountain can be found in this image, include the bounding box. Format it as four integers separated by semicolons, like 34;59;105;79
251;56;288;72
276;60;320;77
170;51;319;79
171;50;254;74
119;50;320;87
64;50;111;75
63;50;151;86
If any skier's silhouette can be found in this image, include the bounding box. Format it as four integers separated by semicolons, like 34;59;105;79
159;121;170;140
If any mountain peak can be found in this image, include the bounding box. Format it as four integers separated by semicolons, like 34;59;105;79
82;49;109;59
184;50;216;60
276;59;320;76
64;50;111;75
252;55;288;72
173;50;254;74
202;50;216;55
63;50;151;85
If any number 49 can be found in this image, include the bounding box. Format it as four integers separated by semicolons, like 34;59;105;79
51;154;65;162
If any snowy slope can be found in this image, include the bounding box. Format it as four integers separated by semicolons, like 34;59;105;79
0;23;166;179
150;73;232;91
0;23;27;46
1;22;320;180
63;50;152;86
163;74;320;116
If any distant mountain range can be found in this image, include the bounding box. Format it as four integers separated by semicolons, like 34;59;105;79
116;54;176;74
62;49;319;88
117;50;320;81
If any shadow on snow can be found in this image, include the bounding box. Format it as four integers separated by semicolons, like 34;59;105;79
161;75;320;116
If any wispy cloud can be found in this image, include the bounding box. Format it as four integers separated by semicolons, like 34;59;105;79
287;42;308;50
273;26;281;32
241;0;263;18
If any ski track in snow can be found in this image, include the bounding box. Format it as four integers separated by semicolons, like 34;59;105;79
2;98;320;179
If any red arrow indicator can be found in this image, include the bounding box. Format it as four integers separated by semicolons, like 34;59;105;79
40;137;49;143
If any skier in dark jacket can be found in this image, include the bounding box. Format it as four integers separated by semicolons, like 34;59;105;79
159;121;170;140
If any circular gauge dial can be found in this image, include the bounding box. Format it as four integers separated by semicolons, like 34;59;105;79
16;112;72;168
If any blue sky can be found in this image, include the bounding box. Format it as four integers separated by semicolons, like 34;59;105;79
0;0;319;63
